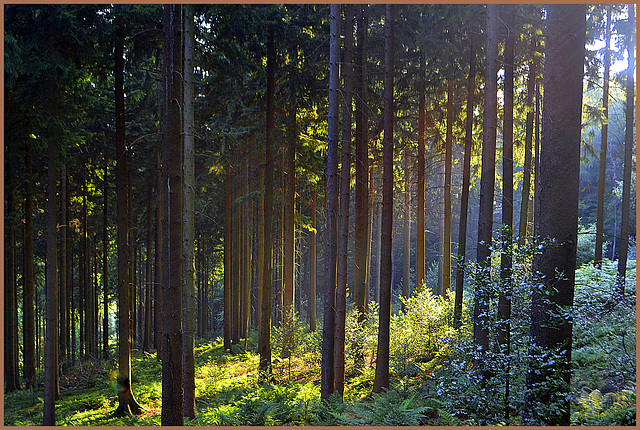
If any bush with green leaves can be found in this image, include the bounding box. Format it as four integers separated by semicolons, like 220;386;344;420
572;388;636;426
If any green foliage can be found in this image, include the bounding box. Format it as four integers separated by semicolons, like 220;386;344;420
572;389;636;425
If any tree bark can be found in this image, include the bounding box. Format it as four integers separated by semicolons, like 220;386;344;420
182;3;196;419
518;38;537;247
321;3;340;400
5;160;20;394
114;18;142;416
103;157;110;360
309;184;317;332
443;79;454;296
453;31;476;328
161;4;184;425
402;149;411;310
373;3;394;394
616;4;635;295
59;164;68;365
258;28;276;382
23;137;37;388
416;65;426;292
154;152;163;355
524;5;586;425
474;3;498;356
595;6;612;268
334;3;354;397
43;108;59;425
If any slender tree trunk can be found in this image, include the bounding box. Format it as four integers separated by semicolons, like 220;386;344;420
59;164;68;365
524;5;586;425
354;2;369;321
5;161;20;394
402;150;411;310
43;107;59;424
103;158;110;360
443;79;454;296
454;31;476;328
416;65;426;291
474;3;498;356
23;137;37;388
365;166;374;308
224;161;232;351
259;28;276;382
154;153;163;355
182;3;196;419
518;38;537;247
113;18;142;417
309;184;317;332
321;4;340;400
616;5;635;295
373;4;394;394
595;6;612;268
334;4;354;397
161;5;184;425
498;5;516;423
283;44;297;358
143;200;153;353
257;166;265;336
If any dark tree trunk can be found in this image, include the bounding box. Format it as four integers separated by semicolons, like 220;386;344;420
161;5;184;425
143;199;153;353
113;18;142;417
23;137;37;388
153;153;163;355
497;5;516;422
474;3;498;356
443;79;454;296
43;113;59;425
5;160;20;394
103;157;110;360
518;38;537;247
182;3;196;419
416;65;426;291
334;3;354;397
373;3;394;394
595;6;611;268
258;28;276;382
224;161;232;351
309;184;317;332
616;5;635;294
524;4;586;425
454;31;476;328
59;164;68;365
321;3;340;400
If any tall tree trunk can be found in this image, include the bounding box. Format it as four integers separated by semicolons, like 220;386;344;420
524;5;586;425
321;3;340;400
518;38;537;247
416;65;426;291
258;28;276;382
113;18;142;417
373;164;382;303
59;164;68;365
402;148;410;307
103;158;110;360
43;108;59;424
154;153;163;355
334;3;354;397
257;166;265;336
453;31;476;328
616;5;635;295
309;184;317;332
224;160;232;351
373;3;394;394
161;4;184;425
497;5;516;423
474;3;498;356
182;3;196;419
143;200;153;353
282;45;297;359
443;79;454;296
23;137;37;388
5;160;20;394
595;6;612;268
354;2;369;321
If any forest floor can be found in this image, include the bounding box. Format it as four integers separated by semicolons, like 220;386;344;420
4;260;637;426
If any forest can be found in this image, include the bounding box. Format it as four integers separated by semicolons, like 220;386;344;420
3;3;637;426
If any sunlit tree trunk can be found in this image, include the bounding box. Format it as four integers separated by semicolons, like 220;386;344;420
443;79;453;296
103;157;110;360
402;150;411;310
309;183;317;332
416;65;426;292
